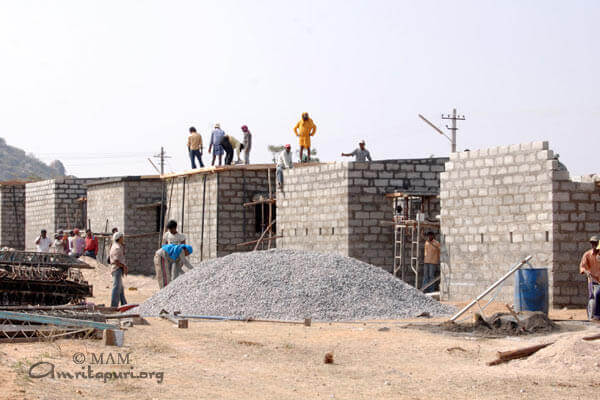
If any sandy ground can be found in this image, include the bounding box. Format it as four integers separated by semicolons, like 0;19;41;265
1;259;599;400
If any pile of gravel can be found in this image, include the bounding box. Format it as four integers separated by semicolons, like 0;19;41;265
134;249;455;321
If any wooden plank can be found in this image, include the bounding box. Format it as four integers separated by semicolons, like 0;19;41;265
487;343;553;366
0;311;119;330
582;333;600;341
243;198;276;207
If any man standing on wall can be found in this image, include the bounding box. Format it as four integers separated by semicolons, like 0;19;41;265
35;229;52;252
341;140;373;162
187;126;204;169
579;236;600;320
293;112;316;162
423;231;441;293
241;125;252;164
209;123;225;166
276;144;293;188
84;229;98;259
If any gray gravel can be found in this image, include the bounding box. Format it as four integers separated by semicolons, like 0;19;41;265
134;249;456;321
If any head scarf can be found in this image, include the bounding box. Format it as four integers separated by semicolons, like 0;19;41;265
161;244;193;261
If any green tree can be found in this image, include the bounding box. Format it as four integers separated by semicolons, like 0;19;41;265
296;148;320;163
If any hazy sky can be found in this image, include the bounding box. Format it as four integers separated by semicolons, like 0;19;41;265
1;1;598;177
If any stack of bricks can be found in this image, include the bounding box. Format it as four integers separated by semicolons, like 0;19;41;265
166;168;275;266
277;158;447;274
87;177;163;274
440;141;598;307
0;183;26;249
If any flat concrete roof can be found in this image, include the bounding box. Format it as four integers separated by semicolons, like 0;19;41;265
86;175;161;187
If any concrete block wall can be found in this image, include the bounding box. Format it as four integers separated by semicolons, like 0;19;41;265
347;159;446;273
440;141;596;308
551;172;600;306
277;158;447;274
166;174;219;265
87;178;163;274
277;163;350;256
25;178;101;251
25;180;56;250
0;184;26;249
216;169;275;257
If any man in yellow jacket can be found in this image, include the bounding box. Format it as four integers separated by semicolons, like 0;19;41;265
294;112;316;162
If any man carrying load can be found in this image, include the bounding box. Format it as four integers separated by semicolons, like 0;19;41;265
154;244;194;288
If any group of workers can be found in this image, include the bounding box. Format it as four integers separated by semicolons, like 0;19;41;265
187;124;252;168
105;220;194;308
35;228;99;258
185;112;373;177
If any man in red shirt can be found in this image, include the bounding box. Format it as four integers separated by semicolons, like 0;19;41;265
579;236;600;320
84;229;99;259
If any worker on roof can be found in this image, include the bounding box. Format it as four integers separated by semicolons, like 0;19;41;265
276;144;293;188
154;244;194;288
226;134;245;164
580;236;600;320
187;126;204;169
110;232;128;307
220;134;235;165
209;123;225;166
241;125;252;164
293;112;316;162
341;140;372;162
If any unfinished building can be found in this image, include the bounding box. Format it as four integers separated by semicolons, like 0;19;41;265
25;178;99;251
86;176;162;274
162;165;277;265
0;182;26;250
276;158;448;275
440;141;598;308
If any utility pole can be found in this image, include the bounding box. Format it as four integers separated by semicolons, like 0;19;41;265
441;108;465;153
154;146;170;175
154;147;171;247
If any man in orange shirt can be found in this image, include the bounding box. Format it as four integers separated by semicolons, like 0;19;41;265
423;231;441;293
580;236;600;320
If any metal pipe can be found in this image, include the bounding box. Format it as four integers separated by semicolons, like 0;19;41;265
449;255;532;322
181;177;186;233
200;175;207;261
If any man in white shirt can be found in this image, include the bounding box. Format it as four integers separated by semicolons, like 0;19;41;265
341;140;372;162
35;229;52;252
162;220;187;281
276;144;293;188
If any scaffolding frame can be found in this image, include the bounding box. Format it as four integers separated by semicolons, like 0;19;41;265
386;192;440;289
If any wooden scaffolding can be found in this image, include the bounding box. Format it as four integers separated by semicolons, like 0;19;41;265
384;192;440;290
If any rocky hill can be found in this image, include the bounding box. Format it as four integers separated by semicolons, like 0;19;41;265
0;137;66;181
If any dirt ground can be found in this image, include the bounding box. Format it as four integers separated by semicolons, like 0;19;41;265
1;260;599;400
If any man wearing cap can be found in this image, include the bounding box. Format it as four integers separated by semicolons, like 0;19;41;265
109;232;128;307
342;140;372;162
422;231;441;293
276;144;294;188
208;123;225;166
294;112;316;162
241;125;252;164
579;236;600;320
187;126;204;169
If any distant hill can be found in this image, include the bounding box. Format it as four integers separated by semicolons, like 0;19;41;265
0;137;66;181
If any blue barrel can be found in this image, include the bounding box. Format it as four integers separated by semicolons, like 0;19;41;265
514;268;549;314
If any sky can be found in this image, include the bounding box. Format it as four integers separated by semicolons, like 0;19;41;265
0;0;598;177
